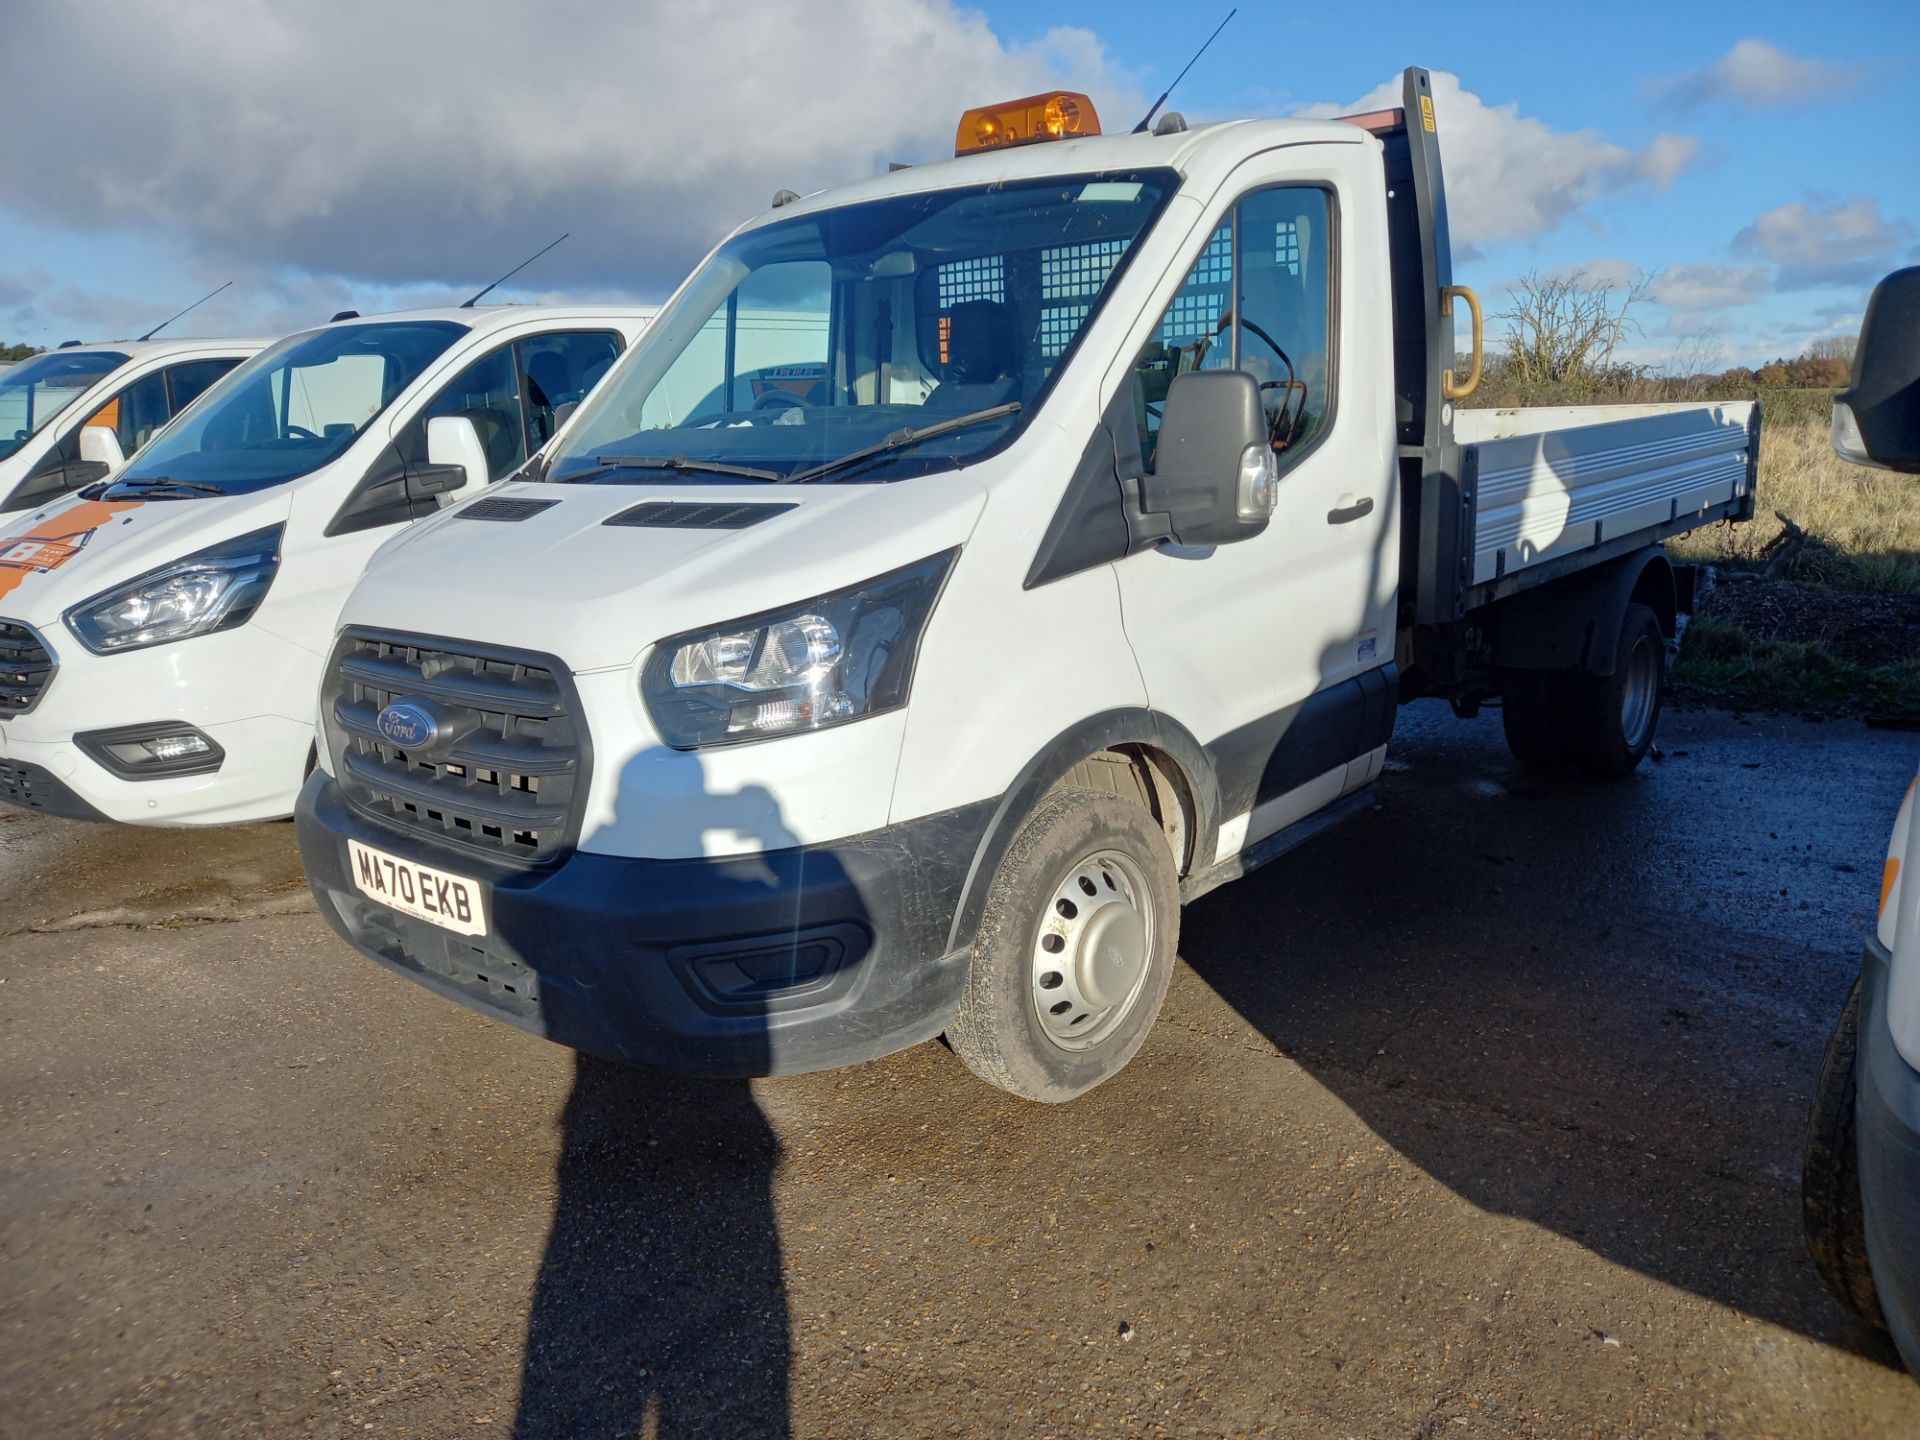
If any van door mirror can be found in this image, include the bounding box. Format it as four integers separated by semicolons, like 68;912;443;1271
74;425;128;484
1833;265;1920;474
421;416;489;496
1140;370;1279;546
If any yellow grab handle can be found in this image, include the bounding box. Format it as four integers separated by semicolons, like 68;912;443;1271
1440;285;1482;402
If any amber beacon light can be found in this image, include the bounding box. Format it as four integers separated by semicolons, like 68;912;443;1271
954;92;1101;155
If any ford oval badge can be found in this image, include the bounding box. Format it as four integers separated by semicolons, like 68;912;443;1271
376;701;437;749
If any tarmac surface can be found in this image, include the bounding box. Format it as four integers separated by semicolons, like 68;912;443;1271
2;701;1917;1438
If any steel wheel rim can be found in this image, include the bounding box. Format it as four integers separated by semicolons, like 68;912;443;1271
1029;847;1157;1051
1620;633;1659;751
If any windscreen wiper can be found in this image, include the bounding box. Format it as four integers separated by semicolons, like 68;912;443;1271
594;455;784;482
112;476;225;496
783;402;1022;485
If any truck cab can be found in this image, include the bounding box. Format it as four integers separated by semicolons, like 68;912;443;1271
0;304;654;825
296;74;1758;1100
0;338;265;511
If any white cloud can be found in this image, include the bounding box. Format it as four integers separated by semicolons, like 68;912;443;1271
1296;72;1698;248
1652;39;1866;109
1734;195;1916;289
0;1;1141;306
1649;263;1769;311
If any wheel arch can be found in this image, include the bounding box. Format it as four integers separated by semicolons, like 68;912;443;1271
1492;544;1675;676
942;709;1218;956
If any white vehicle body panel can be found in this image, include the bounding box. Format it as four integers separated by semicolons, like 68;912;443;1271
0;306;654;825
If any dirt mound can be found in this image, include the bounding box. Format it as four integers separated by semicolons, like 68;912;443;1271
1698;576;1920;669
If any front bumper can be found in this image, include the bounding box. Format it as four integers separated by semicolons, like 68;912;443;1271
295;773;994;1077
1858;933;1920;1373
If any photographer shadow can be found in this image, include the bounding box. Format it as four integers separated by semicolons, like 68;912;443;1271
514;747;819;1439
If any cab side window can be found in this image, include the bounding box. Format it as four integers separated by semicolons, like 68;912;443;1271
419;348;526;482
1135;187;1335;469
518;331;623;449
88;370;170;455
163;358;241;417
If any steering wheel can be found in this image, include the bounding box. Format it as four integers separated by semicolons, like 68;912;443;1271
752;391;811;414
285;424;321;441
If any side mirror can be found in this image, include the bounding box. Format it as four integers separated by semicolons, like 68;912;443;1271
551;400;579;432
1140;370;1278;547
422;416;489;496
1833;265;1920;474
77;424;128;475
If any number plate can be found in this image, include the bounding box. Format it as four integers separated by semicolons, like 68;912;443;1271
347;839;486;937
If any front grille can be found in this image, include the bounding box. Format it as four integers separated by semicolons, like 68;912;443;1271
0;621;55;716
325;631;588;864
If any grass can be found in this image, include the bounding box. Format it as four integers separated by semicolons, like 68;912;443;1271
1671;615;1920;719
1666;418;1920;594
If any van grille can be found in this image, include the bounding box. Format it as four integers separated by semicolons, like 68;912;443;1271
0;621;55;716
324;631;588;864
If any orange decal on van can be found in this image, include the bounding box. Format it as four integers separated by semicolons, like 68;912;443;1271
0;499;143;603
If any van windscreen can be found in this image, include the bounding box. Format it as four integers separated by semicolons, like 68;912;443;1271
114;321;467;496
548;169;1178;486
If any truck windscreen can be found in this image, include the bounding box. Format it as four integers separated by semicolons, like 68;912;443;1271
114;321;468;496
548;169;1179;485
0;350;129;460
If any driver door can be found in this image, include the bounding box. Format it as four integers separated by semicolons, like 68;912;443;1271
1113;161;1397;861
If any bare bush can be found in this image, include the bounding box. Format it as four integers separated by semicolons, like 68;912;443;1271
1493;268;1652;387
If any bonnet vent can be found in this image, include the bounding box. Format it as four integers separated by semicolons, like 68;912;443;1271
456;496;561;523
603;501;797;530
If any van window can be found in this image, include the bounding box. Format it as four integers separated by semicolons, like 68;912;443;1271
164;357;243;415
418;347;527;481
1135;187;1335;469
0;350;128;461
549;170;1178;485
88;370;171;455
519;331;623;449
116;321;466;496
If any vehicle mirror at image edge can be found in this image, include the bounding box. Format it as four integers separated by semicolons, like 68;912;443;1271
77;425;127;473
1832;264;1920;475
640;549;959;748
63;525;284;655
424;416;489;493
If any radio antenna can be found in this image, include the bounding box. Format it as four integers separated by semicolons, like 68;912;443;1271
460;233;570;309
138;280;233;341
1132;9;1236;134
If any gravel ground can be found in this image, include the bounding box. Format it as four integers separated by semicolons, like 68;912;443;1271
2;701;1917;1438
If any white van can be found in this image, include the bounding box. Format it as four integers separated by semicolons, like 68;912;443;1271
298;75;1762;1100
0;304;654;825
0;338;266;511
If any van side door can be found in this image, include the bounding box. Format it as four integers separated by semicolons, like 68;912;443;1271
1110;147;1398;864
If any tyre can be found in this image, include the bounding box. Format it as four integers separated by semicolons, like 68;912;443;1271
1501;603;1664;777
1804;975;1887;1328
945;782;1180;1103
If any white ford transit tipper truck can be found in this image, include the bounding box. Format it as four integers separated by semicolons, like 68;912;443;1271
0;304;656;825
0;337;265;510
298;73;1762;1101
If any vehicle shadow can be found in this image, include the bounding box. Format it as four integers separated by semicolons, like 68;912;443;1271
1177;709;1904;1366
513;747;811;1438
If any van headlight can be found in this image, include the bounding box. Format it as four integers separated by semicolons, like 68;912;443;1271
64;525;283;655
641;550;957;748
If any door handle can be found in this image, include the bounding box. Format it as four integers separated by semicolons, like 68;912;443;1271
1327;495;1375;525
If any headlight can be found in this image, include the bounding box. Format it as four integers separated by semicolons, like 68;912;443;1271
64;525;283;655
642;550;957;748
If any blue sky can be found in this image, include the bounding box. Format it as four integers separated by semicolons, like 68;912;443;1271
1;0;1913;369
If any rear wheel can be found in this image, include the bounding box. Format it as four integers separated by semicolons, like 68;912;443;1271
945;782;1179;1103
1804;975;1888;1328
1501;602;1665;777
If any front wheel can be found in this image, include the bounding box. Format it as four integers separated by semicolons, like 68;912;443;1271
945;784;1179;1103
1804;975;1888;1328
